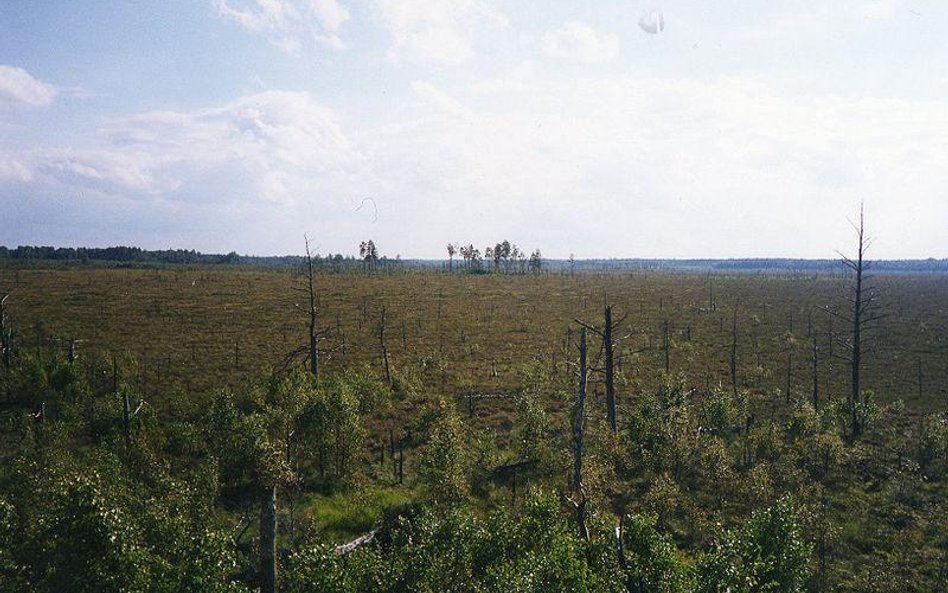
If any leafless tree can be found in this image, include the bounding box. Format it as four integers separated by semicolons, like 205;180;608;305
825;204;885;437
809;313;821;410
730;302;739;396
0;294;10;369
285;237;334;380
377;304;392;386
570;327;590;540
260;485;277;593
576;305;630;433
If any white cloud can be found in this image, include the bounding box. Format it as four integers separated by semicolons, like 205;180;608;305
33;91;360;204
374;0;508;65
214;0;350;52
4;74;947;258
0;65;56;109
541;22;619;63
734;0;914;43
0;157;32;182
356;75;948;258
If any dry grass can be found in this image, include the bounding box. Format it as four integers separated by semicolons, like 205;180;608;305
1;266;945;420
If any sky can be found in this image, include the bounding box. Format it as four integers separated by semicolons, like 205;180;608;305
1;1;946;259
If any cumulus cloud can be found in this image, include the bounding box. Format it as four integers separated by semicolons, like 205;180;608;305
541;22;619;62
0;65;56;109
374;0;508;65
358;75;948;258
32;91;360;204
0;157;33;182
3;75;947;258
214;0;350;52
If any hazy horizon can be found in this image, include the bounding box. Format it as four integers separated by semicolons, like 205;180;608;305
3;1;947;259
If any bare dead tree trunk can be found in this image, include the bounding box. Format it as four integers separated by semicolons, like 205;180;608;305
785;350;793;403
730;304;739;396
122;389;132;449
812;335;820;410
850;216;864;437
578;307;625;433
260;485;277;593
834;204;881;438
305;238;320;381
917;357;923;400
662;319;670;374
708;274;714;311
604;306;617;433
572;327;589;541
0;294;10;369
378;305;391;386
615;515;632;592
398;445;404;484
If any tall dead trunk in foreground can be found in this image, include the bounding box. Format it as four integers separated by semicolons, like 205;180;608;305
604;306;617;433
572;327;589;541
848;211;866;436
730;304;739;396
577;307;625;433
0;294;10;369
305;238;320;381
378;305;391;386
811;334;820;410
260;484;277;593
832;204;883;438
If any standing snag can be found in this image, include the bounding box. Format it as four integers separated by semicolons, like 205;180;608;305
826;204;885;437
0;294;10;369
285;236;333;381
576;305;628;433
571;326;589;541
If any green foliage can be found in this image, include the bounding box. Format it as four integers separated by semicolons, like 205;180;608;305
344;368;390;415
916;413;947;476
625;374;697;478
1;446;246;593
287;491;624;593
621;513;694;593
697;496;810;593
420;399;470;507
829;391;882;437
705;387;748;437
514;387;552;467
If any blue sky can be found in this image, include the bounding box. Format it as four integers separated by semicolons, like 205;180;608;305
1;1;946;258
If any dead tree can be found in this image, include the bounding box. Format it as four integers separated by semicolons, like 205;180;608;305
604;308;618;432
304;239;322;379
378;305;392;386
916;356;923;401
662;319;670;374
826;204;884;437
123;389;132;448
730;303;739;396
811;334;820;410
287;237;333;380
119;385;144;450
707;274;716;311
260;484;277;593
785;349;793;403
570;327;590;541
576;306;628;433
0;294;10;369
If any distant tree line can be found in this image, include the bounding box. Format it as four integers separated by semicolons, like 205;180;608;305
3;244;946;274
447;240;543;274
0;244;394;271
0;245;240;265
